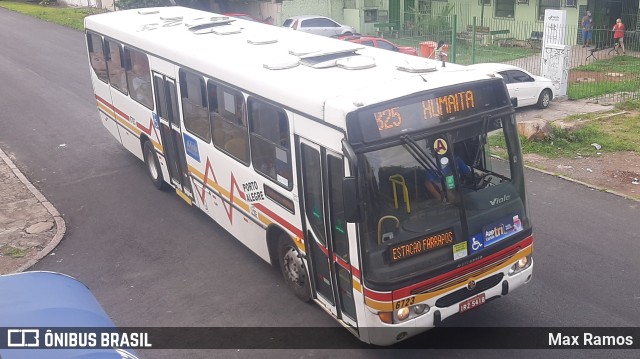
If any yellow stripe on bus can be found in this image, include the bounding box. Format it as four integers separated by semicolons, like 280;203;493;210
176;188;192;206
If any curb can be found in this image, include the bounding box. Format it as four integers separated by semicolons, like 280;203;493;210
0;148;66;272
524;164;640;202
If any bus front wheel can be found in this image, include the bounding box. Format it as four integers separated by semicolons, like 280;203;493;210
278;235;312;302
143;141;167;190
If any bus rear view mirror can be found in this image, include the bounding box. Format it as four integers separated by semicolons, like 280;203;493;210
343;177;361;223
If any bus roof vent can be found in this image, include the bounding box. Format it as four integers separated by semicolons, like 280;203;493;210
396;59;438;73
138;9;161;15
299;49;363;69
336;56;376;70
288;45;322;57
263;54;300;70
186;16;236;33
247;35;278;45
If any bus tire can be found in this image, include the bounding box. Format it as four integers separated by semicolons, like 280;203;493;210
537;89;552;109
278;235;312;302
143;140;167;190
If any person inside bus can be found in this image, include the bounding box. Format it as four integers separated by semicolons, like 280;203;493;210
424;155;471;202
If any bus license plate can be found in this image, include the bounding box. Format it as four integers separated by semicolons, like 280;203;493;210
459;293;486;313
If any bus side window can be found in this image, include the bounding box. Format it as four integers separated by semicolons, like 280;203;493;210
124;48;153;110
87;32;108;83
248;98;292;189
208;80;249;164
106;39;127;95
179;69;211;143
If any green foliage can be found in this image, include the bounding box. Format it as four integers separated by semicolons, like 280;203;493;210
115;0;207;10
568;80;639;100
490;109;640;158
115;0;171;10
572;55;640;74
0;1;99;30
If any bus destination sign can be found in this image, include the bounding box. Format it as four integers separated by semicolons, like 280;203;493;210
349;79;510;144
389;229;455;263
374;90;476;135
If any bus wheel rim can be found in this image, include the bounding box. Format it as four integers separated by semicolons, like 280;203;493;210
147;151;158;179
283;247;304;287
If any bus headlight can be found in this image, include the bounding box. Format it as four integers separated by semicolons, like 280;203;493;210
396;307;410;321
508;255;532;276
378;304;431;324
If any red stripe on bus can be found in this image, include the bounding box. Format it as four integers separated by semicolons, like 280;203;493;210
393;235;534;299
137;118;152;136
363;288;392;302
95;95;140;128
254;203;304;239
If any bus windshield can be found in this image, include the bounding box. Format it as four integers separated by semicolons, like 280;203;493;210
358;114;530;288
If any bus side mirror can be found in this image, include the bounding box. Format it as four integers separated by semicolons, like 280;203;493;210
343;177;361;223
510;97;518;108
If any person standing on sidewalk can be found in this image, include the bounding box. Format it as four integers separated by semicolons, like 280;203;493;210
613;18;625;54
581;10;593;47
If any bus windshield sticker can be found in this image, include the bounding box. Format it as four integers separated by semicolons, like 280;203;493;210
468;233;484;254
388;229;454;263
183;133;201;162
433;138;448;155
452;241;468;260
482;214;523;247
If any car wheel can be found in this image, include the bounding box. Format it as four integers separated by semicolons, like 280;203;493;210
537;89;552;109
278;235;312;302
143;140;168;190
343;31;353;36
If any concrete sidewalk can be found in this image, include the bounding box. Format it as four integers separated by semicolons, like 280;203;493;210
0;148;65;275
0;98;615;275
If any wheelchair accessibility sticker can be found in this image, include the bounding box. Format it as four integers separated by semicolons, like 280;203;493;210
468;233;484;255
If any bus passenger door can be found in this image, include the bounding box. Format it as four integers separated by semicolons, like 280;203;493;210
152;73;193;198
299;138;358;328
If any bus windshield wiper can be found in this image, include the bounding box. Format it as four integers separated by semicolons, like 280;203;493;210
401;135;442;177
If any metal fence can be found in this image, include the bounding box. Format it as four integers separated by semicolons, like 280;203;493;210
390;11;640;104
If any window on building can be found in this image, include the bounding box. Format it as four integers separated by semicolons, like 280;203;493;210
87;32;108;83
179;69;211;142
538;0;561;20
125;48;153;109
248;98;292;189
105;40;127;95
495;0;515;18
208;80;249;164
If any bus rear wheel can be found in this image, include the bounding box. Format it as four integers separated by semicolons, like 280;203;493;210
278;235;312;302
143;141;167;190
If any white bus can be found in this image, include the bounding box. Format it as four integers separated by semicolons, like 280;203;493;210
84;7;534;345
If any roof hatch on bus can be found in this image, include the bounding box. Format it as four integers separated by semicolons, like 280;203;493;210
299;49;364;69
186;16;240;34
396;59;437;73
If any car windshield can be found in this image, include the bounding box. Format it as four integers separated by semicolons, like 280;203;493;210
357;115;530;288
282;19;293;27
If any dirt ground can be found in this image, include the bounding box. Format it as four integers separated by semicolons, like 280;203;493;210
523;151;640;200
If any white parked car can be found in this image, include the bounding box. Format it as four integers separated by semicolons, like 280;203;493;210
282;15;355;37
467;63;555;109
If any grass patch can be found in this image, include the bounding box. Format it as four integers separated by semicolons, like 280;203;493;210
614;99;640;112
2;246;28;258
568;80;640;100
490;110;640;158
0;1;103;31
572;55;640;74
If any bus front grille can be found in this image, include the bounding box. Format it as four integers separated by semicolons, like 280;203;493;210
435;273;504;308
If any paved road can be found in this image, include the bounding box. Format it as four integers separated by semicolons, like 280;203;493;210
0;8;639;359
